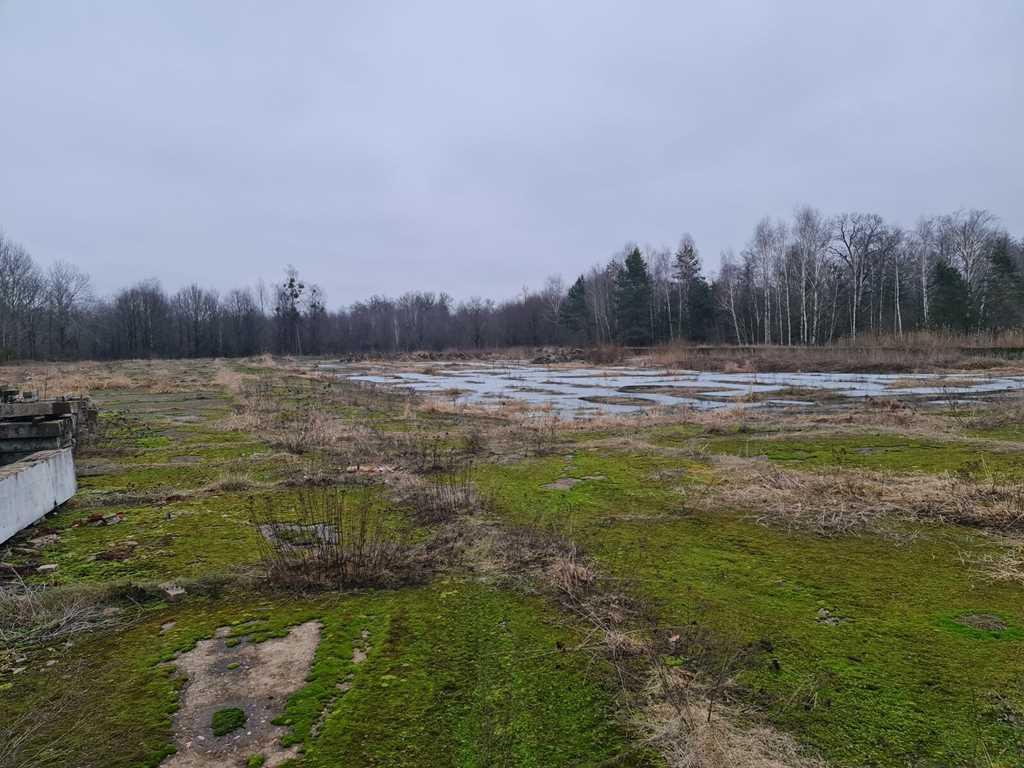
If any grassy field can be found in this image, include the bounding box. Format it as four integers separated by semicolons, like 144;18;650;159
1;356;1023;767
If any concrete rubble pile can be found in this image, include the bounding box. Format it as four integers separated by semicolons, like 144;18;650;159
0;386;96;546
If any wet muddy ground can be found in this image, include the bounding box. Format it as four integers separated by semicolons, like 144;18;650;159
324;361;1024;415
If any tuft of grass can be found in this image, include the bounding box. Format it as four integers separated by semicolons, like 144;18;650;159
211;707;246;737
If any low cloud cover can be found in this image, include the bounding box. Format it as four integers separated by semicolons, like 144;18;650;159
1;1;1021;305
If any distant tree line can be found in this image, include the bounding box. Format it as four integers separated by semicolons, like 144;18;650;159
1;207;1022;361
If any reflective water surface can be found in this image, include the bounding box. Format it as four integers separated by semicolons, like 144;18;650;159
323;363;1024;417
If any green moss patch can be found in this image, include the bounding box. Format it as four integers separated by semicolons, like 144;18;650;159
480;450;1024;767
704;433;1024;477
0;583;651;768
211;706;246;737
19;487;397;585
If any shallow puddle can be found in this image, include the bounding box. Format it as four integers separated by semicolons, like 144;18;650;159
324;363;1024;417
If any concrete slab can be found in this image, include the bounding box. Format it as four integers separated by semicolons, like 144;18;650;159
0;401;72;419
0;448;77;545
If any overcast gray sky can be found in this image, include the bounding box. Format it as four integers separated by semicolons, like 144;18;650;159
1;1;1022;306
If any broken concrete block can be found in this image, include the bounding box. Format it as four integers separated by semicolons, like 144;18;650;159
0;448;76;545
160;582;187;601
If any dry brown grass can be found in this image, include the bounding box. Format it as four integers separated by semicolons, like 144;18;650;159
959;541;1024;585
646;335;1024;374
0;357;270;398
704;455;1024;536
967;401;1024;434
0;578;128;654
211;363;256;395
638;669;825;768
548;548;596;599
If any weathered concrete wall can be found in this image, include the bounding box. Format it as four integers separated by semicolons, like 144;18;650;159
0;448;77;545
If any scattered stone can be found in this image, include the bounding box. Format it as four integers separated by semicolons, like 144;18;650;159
36;563;58;573
29;534;59;547
161;621;177;634
160;582;187;601
816;608;847;626
352;647;367;664
88;512;124;526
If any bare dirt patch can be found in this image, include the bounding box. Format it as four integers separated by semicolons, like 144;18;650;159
162;620;321;768
541;475;606;491
957;613;1007;631
542;477;583;490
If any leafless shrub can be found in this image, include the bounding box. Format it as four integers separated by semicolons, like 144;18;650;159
250;488;418;590
399;467;482;524
0;578;127;652
506;413;563;455
405;434;463;473
276;410;333;454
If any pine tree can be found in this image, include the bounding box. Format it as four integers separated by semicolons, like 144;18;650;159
986;235;1023;329
686;274;715;341
672;236;700;338
930;259;971;332
559;275;589;341
614;247;652;346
